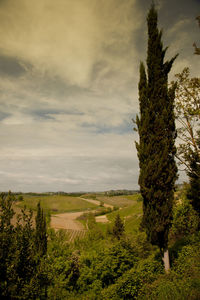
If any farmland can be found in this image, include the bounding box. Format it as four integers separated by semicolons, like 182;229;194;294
14;192;143;232
16;194;98;213
82;193;140;208
2;189;200;299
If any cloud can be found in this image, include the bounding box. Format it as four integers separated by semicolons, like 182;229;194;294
0;0;141;88
0;0;198;192
0;129;138;192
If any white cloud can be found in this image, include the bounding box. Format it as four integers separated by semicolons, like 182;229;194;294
0;0;198;192
0;0;141;87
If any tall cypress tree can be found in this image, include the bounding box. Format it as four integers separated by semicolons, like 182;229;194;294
35;202;47;257
136;5;178;271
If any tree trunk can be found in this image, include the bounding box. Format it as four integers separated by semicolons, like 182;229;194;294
162;249;170;273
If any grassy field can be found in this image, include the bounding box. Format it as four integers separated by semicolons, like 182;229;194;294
17;194;98;214
107;197;142;232
93;193;143;233
91;193;141;208
16;193;143;232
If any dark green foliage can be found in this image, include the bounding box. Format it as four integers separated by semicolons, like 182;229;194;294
35;201;47;256
101;255;163;299
0;192;15;297
136;5;177;251
170;200;199;241
18;195;24;201
0;193;48;298
1;189;200;298
76;239;137;297
187;148;200;217
11;209;36;297
47;230;73;299
140;233;200;299
113;213;125;240
66;251;80;290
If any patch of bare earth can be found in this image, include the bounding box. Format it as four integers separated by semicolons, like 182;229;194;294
95;215;109;223
51;212;85;230
80;197;113;209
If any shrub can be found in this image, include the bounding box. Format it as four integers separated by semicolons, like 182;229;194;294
170;200;199;241
102;255;163;299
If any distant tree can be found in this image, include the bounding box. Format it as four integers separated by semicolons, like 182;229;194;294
35;202;47;257
100;201;104;207
113;213;125;240
173;68;200;216
18;195;23;201
135;5;177;272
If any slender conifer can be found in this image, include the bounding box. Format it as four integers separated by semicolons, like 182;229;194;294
136;5;178;271
113;213;125;240
35;201;47;256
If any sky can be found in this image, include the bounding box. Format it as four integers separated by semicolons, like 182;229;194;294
0;0;200;192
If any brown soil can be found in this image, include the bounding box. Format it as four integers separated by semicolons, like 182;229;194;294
95;215;109;223
51;212;84;230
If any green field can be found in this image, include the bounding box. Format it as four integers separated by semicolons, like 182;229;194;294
17;194;98;213
93;193;141;208
93;193;143;233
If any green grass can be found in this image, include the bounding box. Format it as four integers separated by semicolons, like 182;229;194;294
17;194;98;214
106;198;143;233
95;193;141;208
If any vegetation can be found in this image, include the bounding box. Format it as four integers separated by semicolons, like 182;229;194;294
112;214;125;240
173;68;200;217
1;5;200;300
17;194;97;213
135;4;177;271
95;194;138;208
0;187;200;299
35;202;47;256
0;192;48;298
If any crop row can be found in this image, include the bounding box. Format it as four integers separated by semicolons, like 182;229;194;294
65;229;87;242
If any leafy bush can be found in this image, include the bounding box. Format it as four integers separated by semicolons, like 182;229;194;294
76;239;138;296
102;255;163;299
170;200;199;241
139;233;200;300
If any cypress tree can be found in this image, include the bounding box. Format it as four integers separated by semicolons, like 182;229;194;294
136;5;178;272
35;202;47;257
113;213;125;240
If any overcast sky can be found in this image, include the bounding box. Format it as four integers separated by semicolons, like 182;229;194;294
0;0;200;192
